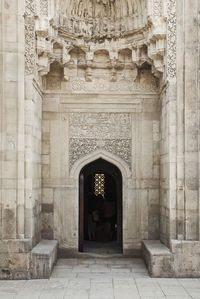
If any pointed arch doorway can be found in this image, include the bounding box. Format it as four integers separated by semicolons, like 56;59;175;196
79;158;123;254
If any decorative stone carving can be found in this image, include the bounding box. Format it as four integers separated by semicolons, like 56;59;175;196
153;0;162;17
34;0;166;79
69;113;132;140
59;0;147;40
69;139;98;168
69;112;132;169
40;0;48;16
25;0;35;16
68;75;158;94
167;0;176;78
153;120;160;142
25;0;36;75
104;139;132;167
69;138;132;169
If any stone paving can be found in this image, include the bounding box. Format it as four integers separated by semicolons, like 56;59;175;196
0;258;200;299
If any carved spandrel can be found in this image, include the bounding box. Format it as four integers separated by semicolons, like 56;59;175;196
69;138;132;169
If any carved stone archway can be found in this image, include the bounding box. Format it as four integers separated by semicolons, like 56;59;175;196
70;149;132;253
70;149;132;181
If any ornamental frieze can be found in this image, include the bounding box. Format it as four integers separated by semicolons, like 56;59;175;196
69;112;132;169
69;113;132;140
69;76;158;94
167;0;177;78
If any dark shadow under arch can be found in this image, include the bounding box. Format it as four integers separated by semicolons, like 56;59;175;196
79;158;123;254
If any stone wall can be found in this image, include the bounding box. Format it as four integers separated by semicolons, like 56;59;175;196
41;86;160;254
0;0;43;279
0;0;32;279
0;0;25;240
160;0;200;245
179;0;199;240
1;0;200;279
24;79;42;244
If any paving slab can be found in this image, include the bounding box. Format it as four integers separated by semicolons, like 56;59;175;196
0;258;200;299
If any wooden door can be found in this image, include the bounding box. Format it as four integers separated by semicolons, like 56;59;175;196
79;173;84;252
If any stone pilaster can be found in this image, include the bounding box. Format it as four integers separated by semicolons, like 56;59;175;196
160;0;177;245
0;0;25;240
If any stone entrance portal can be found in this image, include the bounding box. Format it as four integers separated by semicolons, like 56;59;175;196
79;159;122;254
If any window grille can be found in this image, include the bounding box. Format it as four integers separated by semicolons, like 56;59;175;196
94;173;105;198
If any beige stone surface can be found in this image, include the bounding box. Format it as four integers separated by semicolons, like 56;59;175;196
0;0;200;279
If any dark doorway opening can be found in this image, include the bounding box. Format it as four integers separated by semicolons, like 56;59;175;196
79;158;123;254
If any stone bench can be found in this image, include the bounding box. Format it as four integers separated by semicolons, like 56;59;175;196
142;240;173;277
31;240;58;279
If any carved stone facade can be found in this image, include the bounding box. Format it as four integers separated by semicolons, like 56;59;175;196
59;0;147;39
167;0;176;78
69;113;132;168
1;0;200;280
25;0;36;75
153;0;163;17
40;0;48;16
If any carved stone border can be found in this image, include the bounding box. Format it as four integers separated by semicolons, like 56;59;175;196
167;0;177;78
153;0;163;17
25;0;35;75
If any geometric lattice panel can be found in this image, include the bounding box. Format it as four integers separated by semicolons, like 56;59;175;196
94;173;105;198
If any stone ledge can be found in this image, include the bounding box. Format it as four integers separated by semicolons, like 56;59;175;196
142;240;174;278
142;240;200;278
31;240;58;279
143;240;171;256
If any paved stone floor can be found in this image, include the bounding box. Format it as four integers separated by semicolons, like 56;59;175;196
83;241;122;254
0;258;200;299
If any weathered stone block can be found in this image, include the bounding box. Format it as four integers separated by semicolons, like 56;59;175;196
31;240;58;279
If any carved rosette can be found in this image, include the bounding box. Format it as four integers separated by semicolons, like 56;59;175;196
25;0;36;75
167;0;177;78
69;113;132;169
